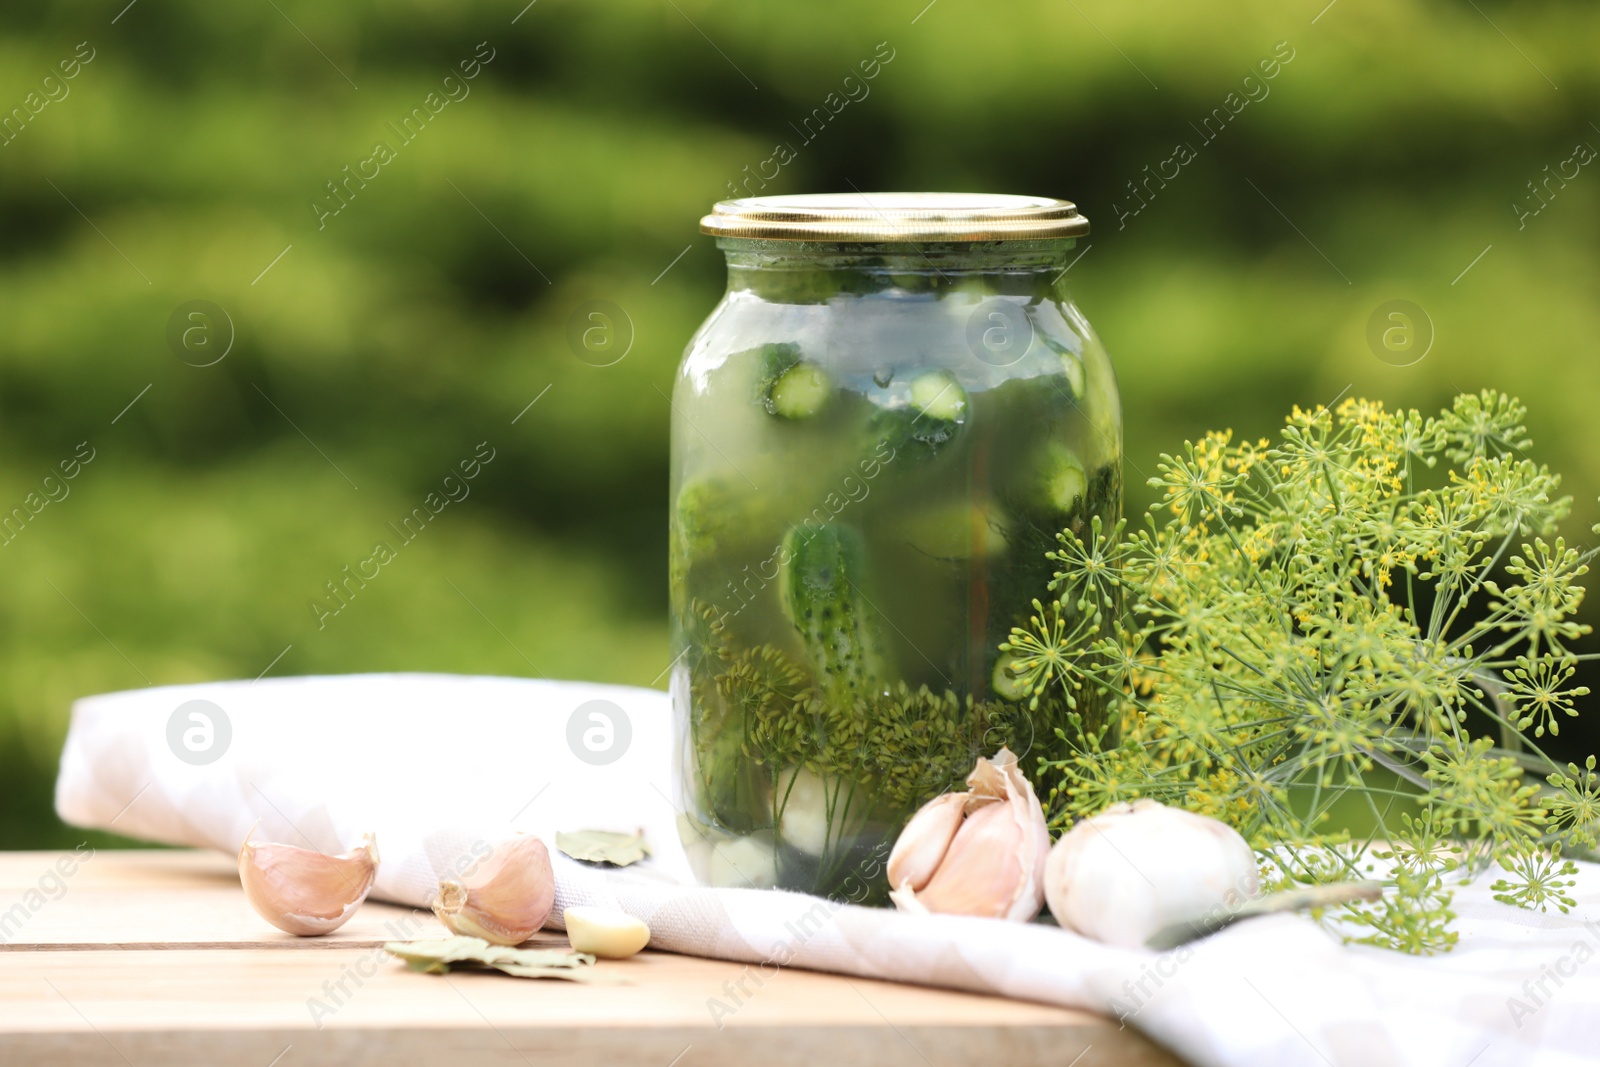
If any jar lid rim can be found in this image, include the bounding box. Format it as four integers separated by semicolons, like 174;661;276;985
700;192;1090;242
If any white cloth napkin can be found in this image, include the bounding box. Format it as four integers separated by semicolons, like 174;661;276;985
54;673;1600;1067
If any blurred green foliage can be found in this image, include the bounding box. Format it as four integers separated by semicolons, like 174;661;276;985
0;0;1597;847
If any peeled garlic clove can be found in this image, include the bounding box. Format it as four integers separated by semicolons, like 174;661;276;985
1045;799;1259;949
888;747;1051;922
433;834;554;946
707;833;779;889
238;830;379;936
886;792;967;892
777;768;833;856
563;906;650;959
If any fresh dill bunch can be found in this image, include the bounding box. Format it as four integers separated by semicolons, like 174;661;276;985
1021;390;1600;953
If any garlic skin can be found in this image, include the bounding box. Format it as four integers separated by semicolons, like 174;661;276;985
238;830;379;936
433;834;555;946
1045;799;1259;948
887;747;1050;922
563;906;650;959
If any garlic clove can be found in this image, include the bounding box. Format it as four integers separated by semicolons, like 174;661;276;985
238;829;379;936
1045;799;1260;948
904;801;1026;918
707;833;779;889
433;834;555;946
777;768;832;856
563;906;650;959
886;792;967;893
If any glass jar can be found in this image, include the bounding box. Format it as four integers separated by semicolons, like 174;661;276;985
670;194;1121;901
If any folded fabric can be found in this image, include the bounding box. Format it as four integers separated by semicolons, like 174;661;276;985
55;673;1600;1067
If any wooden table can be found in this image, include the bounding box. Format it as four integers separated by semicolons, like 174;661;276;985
0;850;1180;1066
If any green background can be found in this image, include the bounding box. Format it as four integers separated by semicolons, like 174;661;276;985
1;0;1597;847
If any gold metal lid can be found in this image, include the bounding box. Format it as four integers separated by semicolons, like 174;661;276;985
700;192;1089;242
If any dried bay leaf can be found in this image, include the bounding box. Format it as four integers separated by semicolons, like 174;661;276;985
385;935;604;981
386;936;501;973
556;829;651;867
493;962;615;981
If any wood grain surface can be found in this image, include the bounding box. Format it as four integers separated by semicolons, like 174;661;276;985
0;850;1183;1066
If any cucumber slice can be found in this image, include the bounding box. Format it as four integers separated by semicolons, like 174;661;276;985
1045;451;1088;513
909;370;967;422
749;342;831;419
1012;443;1088;516
767;361;832;419
992;651;1029;702
779;523;889;700
868;369;970;462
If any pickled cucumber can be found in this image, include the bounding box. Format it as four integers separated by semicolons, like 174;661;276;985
673;475;774;563
909;370;967;422
696;711;767;834
868;370;969;461
991;651;1028;702
779;523;889;700
1040;445;1088;514
749;342;832;419
768;362;832;419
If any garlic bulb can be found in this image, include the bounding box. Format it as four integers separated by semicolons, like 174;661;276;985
1045;799;1259;948
238;830;379;936
433;834;555;946
887;746;1050;921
